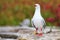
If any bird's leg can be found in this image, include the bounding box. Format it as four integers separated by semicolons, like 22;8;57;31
33;27;38;35
35;28;38;34
33;27;43;36
36;27;43;36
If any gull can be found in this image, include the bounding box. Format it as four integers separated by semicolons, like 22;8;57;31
31;4;51;36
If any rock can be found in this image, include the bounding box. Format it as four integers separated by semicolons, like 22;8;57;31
20;19;30;27
43;27;52;34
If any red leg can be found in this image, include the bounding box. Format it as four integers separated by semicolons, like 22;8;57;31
36;28;38;31
36;27;43;36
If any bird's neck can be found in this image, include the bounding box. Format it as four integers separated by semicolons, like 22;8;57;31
33;7;42;18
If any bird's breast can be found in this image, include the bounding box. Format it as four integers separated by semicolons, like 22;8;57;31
32;18;43;27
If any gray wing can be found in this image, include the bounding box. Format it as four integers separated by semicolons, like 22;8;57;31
42;19;46;29
31;20;36;28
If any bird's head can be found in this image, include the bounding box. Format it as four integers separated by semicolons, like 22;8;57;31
35;4;40;8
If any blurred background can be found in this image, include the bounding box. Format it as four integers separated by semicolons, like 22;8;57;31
0;0;60;26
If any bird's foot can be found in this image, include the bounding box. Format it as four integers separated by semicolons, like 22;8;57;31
36;33;43;36
33;31;43;36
